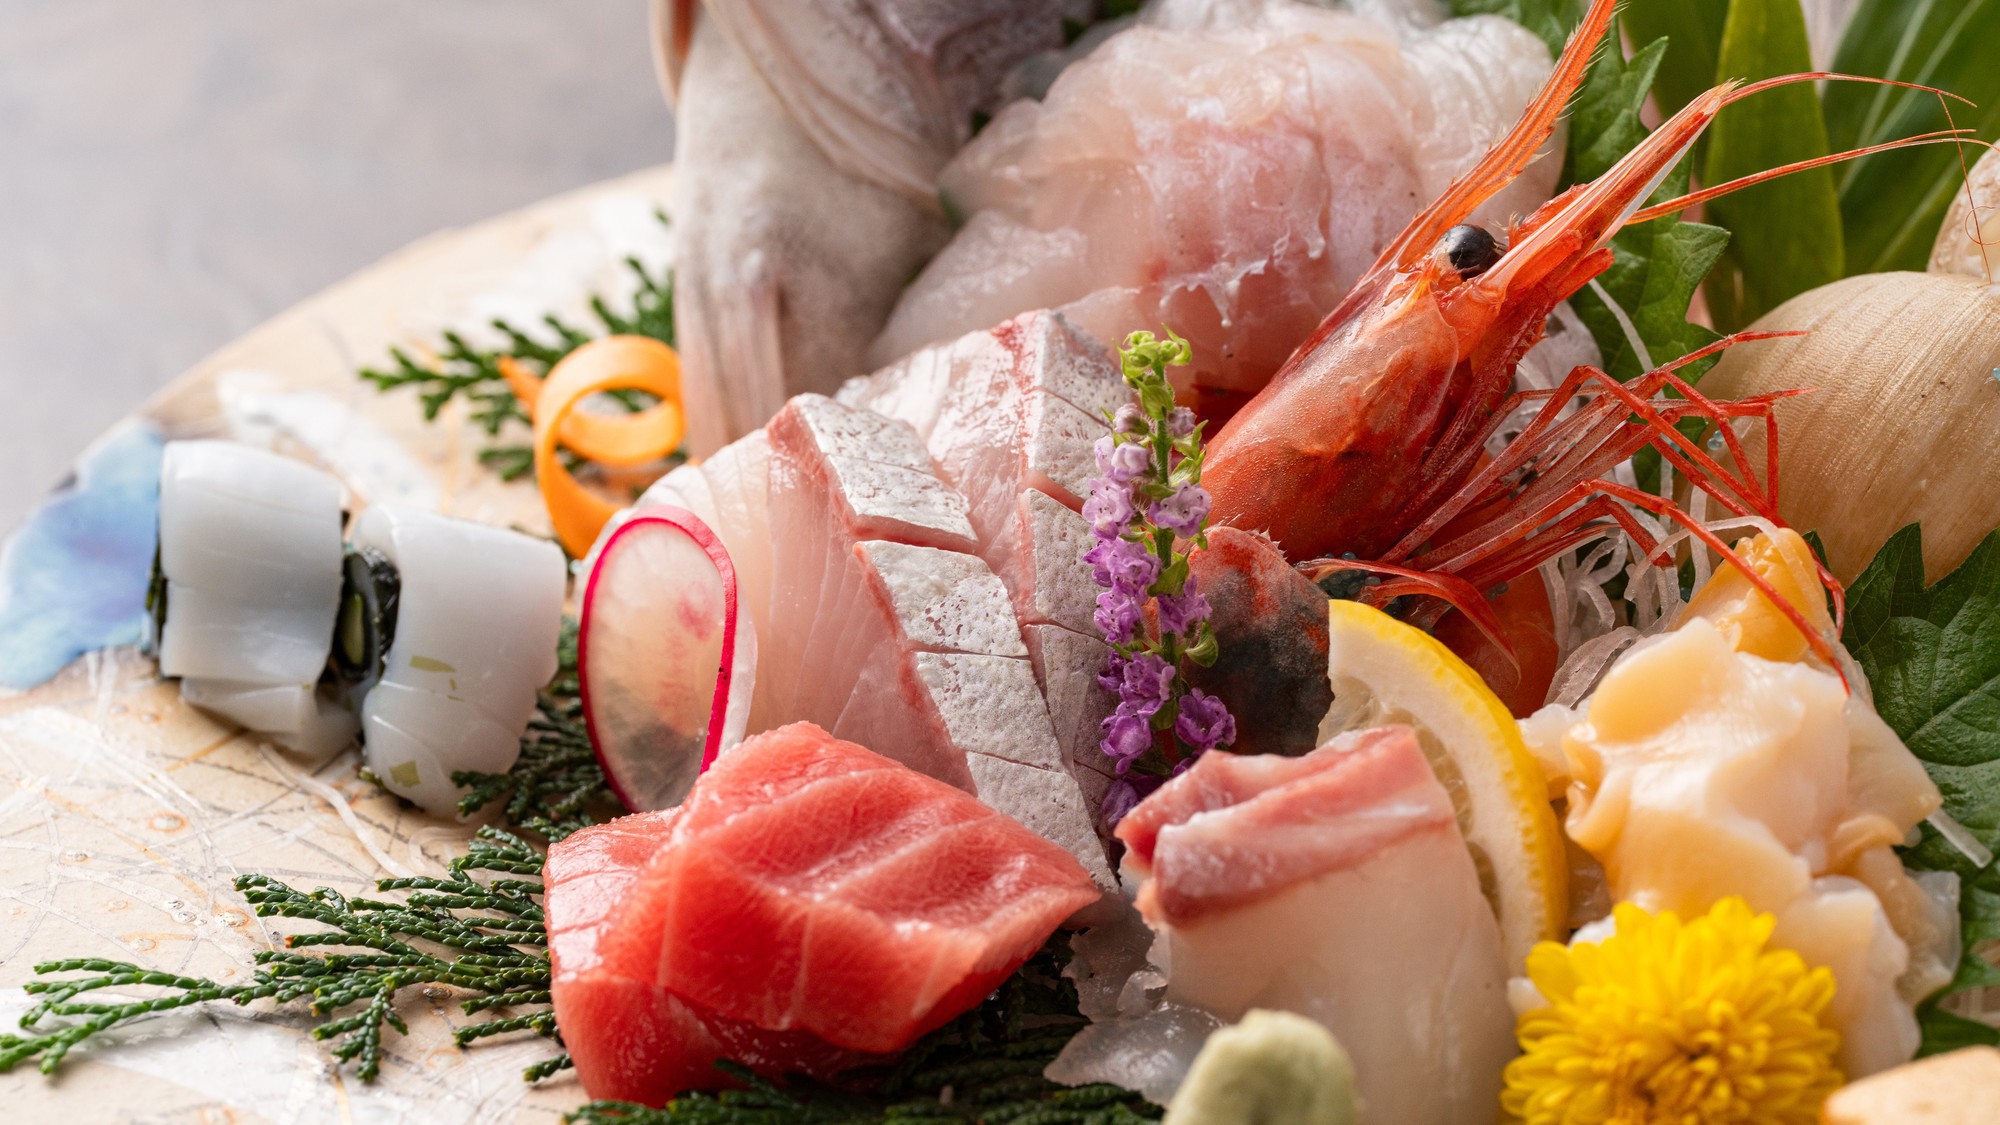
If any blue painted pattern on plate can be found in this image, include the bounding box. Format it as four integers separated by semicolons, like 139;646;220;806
0;420;163;690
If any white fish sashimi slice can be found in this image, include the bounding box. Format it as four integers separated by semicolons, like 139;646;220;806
1113;726;1515;1124
580;506;754;812
759;393;1113;886
874;4;1556;402
989;491;1098;636
760;395;972;726
352;505;566;815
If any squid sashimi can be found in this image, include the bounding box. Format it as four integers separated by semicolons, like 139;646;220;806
153;440;356;758
547;722;1100;1102
872;0;1558;414
759;394;1113;887
1112;725;1515;1124
349;504;565;814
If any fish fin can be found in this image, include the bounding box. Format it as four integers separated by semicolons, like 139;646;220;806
649;0;699;108
676;250;788;457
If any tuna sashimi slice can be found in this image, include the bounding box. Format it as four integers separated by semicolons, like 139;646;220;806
1117;726;1515;1125
545;809;871;1105
652;723;1100;1054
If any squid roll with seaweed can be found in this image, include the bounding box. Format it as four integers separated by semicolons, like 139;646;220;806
151;440;357;758
346;504;566;814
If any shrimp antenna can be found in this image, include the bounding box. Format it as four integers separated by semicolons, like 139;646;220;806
1630;72;1988;224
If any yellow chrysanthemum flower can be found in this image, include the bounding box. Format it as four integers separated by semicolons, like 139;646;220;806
1502;897;1843;1125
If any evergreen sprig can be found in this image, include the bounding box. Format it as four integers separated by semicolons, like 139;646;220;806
0;828;563;1082
359;236;676;481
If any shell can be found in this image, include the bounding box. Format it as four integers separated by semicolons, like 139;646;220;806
1930;144;2000;281
1700;271;2000;583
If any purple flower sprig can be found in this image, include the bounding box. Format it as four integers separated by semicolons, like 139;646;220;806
1084;329;1236;820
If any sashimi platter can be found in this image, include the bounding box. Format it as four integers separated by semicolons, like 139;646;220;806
10;0;2000;1121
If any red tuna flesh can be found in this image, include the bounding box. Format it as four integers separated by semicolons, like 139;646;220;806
547;722;1100;1102
545;807;872;1105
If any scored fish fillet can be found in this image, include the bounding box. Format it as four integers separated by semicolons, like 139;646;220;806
841;310;1132;810
751;393;1115;887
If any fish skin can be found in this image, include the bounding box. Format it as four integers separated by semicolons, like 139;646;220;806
1183;528;1334;758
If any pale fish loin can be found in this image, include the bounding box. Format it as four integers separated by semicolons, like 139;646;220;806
156;440;356;758
352;504;566;815
873;0;1558;401
840;310;1130;814
760;394;1114;889
1098;727;1515;1123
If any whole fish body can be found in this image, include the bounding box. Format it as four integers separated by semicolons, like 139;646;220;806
658;0;1090;453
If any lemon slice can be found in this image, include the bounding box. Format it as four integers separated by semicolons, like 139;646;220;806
1319;600;1567;966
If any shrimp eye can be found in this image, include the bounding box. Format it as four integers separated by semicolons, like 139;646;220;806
1438;224;1503;277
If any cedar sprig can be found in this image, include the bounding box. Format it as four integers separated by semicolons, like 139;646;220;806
359;225;676;482
0;828;563;1083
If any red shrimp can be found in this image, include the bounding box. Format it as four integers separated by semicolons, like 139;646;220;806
1200;0;1972;667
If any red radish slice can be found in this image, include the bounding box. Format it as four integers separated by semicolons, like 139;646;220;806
579;505;755;811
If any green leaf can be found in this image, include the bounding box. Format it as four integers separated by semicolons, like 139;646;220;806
1917;1004;2000;1057
1844;524;2000;1041
1701;0;1843;331
1622;0;1729;121
1448;0;1584;56
1845;525;2000;867
1566;37;1671;185
1827;0;2000;274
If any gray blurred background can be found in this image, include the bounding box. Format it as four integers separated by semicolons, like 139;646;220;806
0;0;674;533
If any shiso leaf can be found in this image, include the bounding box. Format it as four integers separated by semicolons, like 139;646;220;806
1843;524;2000;1052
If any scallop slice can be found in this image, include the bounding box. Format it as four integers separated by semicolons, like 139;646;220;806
579;505;754;812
